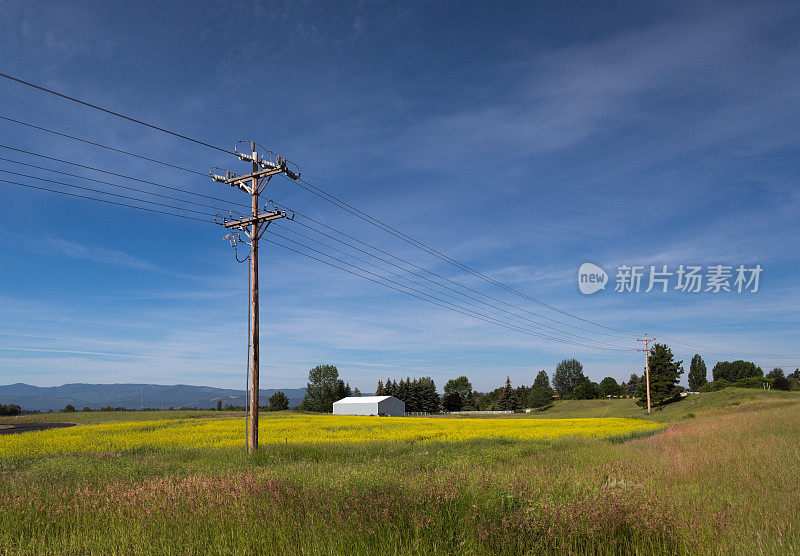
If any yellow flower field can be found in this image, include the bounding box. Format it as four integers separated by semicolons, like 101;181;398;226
0;415;661;460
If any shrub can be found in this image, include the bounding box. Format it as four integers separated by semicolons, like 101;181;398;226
0;404;22;416
699;379;730;392
733;377;771;389
573;381;601;400
713;360;763;382
773;376;792;391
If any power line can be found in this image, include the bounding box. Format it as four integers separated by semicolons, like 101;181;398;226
0;115;206;176
273;202;629;339
280;196;800;359
287;175;635;335
0;73;232;154
0;177;213;223
0;72;787;356
271;221;633;347
0;144;248;209
0;71;636;337
264;228;633;351
0;156;245;216
1;162;628;350
262;232;632;351
5;169;795;359
0;169;219;218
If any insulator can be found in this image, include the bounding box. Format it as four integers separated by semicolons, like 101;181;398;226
237;152;255;163
259;158;278;170
210;173;227;183
284;169;300;180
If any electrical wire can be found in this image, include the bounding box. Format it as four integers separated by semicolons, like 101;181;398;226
0;169;219;217
245;260;251;447
0;73;639;341
0;115;207;175
1;175;631;350
273;202;629;339
287;175;636;336
261;232;633;351
0;143;249;209
0;155;245;216
5;171;796;358
0;73;233;154
271;221;633;347
264;228;633;351
0;178;213;223
1;72;789;356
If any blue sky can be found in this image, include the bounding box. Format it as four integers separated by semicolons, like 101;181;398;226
0;1;798;392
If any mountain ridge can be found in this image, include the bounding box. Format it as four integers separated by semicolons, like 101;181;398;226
0;383;306;412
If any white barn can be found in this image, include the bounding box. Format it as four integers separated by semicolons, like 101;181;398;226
333;395;405;416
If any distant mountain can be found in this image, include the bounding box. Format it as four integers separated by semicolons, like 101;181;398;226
0;383;306;412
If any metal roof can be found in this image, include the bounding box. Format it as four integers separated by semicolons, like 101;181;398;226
334;396;393;403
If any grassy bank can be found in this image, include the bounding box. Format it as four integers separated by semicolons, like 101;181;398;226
1;389;798;554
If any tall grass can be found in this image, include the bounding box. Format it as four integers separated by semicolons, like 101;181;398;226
1;390;798;554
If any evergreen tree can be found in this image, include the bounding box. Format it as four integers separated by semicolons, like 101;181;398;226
688;354;707;391
420;377;440;413
497;377;516;411
766;367;785;379
533;370;551;390
375;380;384;396
442;392;462;411
626;374;640;397
268;391;289;411
527;370;555;409
637;344;684;408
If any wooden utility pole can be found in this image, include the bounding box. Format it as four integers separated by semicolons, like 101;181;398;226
248;155;260;452
211;142;298;453
636;333;655;415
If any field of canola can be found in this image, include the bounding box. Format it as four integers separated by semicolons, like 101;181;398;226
0;415;661;460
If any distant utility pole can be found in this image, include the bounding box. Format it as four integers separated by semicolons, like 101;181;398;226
211;142;298;454
636;333;655;415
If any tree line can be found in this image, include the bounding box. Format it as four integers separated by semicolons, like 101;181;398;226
376;377;439;413
246;350;800;417
685;355;799;392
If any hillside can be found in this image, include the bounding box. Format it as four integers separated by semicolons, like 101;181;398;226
0;383;306;412
523;388;800;422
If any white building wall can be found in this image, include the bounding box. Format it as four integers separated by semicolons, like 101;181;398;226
333;401;381;415
333;396;406;416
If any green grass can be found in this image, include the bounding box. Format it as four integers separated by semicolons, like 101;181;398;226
446;388;799;423
1;388;799;554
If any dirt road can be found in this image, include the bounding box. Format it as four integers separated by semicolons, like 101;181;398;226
0;422;77;435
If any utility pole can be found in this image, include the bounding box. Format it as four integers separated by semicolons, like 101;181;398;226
636;333;655;415
211;142;298;454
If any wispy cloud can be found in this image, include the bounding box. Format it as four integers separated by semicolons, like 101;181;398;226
31;237;158;270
